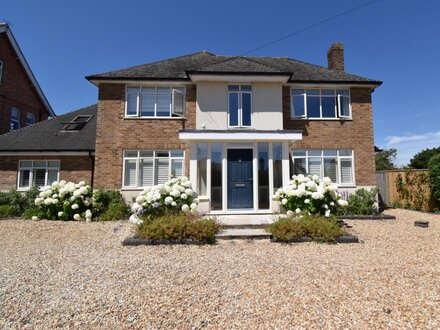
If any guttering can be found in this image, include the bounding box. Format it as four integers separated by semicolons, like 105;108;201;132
88;150;95;188
0;151;95;156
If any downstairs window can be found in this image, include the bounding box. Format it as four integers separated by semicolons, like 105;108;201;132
18;160;60;190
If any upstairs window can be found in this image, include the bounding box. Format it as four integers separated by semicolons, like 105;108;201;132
26;112;35;126
18;160;60;190
0;60;3;83
126;86;185;118
228;85;252;127
10;107;20;131
62;115;93;131
291;89;351;119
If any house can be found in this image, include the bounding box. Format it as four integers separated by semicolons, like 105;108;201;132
0;43;382;214
0;22;55;134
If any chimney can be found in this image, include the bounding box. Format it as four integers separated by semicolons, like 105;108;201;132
327;42;344;71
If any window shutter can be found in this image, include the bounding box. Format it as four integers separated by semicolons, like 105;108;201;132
172;89;185;117
140;159;154;186
34;169;46;187
124;160;137;187
324;158;337;182
340;159;353;184
155;159;169;184
308;158;322;178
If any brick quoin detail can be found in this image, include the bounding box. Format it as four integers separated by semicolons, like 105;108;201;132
94;84;196;189
283;86;376;186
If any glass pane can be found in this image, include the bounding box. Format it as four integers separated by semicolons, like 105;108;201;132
308;150;321;156
229;93;239;126
171;159;183;178
124;150;138;157
140;94;155;117
11;108;19;119
323;150;337;156
292;95;305;117
47;170;58;185
305;89;319;96
157;87;171;94
124;159;137;187
308;158;322;178
321;96;336;118
141;87;155;94
307;96;320;118
339;96;350;117
241;85;252;91
10;120;20;130
127;87;140;94
197;143;208;195
339;149;352;156
172;90;185;116
156;151;169;157
139;151;153;157
26;113;35;125
337;90;350;96
292;150;306;157
140;159;154;186
19;170;30;188
242;93;251;126
170;150;184;157
228;85;239;91
19;161;32;168
33;169;46;187
321;90;335;96
155;159;169;184
324;158;337;182
156;94;170;116
273;143;283;189
211;143;222;210
340;159;353;184
33;161;46;168
126;94;138;115
291;89;304;95
293;158;307;175
48;161;60;168
258;143;269;209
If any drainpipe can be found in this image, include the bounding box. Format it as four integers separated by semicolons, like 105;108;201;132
88;151;95;188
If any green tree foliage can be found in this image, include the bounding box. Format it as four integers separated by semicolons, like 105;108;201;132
375;148;397;170
428;154;440;202
409;147;440;169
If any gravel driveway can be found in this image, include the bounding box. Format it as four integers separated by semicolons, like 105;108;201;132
1;209;439;329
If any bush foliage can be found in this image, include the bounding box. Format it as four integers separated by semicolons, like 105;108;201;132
0;187;40;217
428;154;440;202
340;188;379;215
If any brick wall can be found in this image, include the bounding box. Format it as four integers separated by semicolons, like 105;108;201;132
283;87;376;186
0;156;94;191
0;33;49;135
94;84;196;189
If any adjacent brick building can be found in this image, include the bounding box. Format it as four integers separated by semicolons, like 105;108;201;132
0;22;55;135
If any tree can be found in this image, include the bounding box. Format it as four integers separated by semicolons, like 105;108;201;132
375;148;397;171
428;154;440;202
409;147;440;169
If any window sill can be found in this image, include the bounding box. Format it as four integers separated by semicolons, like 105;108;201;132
289;118;352;121
124;116;186;120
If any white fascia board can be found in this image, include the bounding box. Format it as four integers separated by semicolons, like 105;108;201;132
189;74;290;83
2;27;55;117
286;82;380;89
179;131;302;143
88;79;194;86
0;151;94;156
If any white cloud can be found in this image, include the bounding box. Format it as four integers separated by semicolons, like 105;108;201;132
384;131;440;166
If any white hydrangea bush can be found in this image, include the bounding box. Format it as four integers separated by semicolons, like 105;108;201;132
130;176;199;225
34;180;95;221
275;174;348;218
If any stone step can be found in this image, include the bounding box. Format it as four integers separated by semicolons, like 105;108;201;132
216;228;271;240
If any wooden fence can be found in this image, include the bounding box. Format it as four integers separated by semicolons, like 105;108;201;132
376;169;438;211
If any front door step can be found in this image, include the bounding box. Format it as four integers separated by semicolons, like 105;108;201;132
216;228;271;240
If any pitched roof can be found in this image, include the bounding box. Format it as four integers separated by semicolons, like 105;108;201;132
0;104;97;152
0;23;55;117
86;51;381;85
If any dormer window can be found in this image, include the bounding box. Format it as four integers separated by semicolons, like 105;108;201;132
228;85;252;128
291;89;351;119
62;115;93;131
125;86;185;118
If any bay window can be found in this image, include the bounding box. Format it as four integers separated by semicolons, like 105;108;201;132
228;85;252;127
291;89;351;119
292;149;354;185
123;150;184;188
18;160;60;190
125;86;185;118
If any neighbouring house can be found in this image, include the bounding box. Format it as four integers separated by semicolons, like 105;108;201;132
0;22;55;135
0;43;382;214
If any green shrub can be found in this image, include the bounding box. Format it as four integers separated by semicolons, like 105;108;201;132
137;214;220;244
428;154;440;202
0;205;16;218
341;188;379;215
21;207;41;219
0;187;40;217
93;190;125;213
269;214;347;243
95;202;130;221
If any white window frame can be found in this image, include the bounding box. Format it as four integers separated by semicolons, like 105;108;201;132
26;112;36;126
125;86;186;118
228;85;252;128
10;107;20;131
291;149;355;186
290;89;352;120
0;60;3;83
17;160;60;190
122;150;185;189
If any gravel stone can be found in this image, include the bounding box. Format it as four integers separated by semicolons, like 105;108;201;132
0;209;439;328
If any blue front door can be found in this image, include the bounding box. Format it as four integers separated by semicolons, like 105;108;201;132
227;149;253;209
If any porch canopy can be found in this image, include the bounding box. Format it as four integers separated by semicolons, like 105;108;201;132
179;129;302;143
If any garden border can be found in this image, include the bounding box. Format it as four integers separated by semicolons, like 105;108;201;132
270;234;360;244
337;214;396;220
122;236;212;246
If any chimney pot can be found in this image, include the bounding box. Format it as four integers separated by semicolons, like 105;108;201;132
327;42;344;71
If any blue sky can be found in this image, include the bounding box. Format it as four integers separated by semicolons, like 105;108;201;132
3;0;440;166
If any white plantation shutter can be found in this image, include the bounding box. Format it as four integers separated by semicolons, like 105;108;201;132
140;159;154;186
19;170;31;188
155;159;169;184
340;159;353;184
324;158;337;182
124;159;137;187
33;169;46;187
171;159;183;178
293;158;307;175
308;158;322;178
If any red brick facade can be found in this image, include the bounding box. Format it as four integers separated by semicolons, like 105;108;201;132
283;87;376;186
0;156;94;191
0;33;49;135
93;84;196;189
